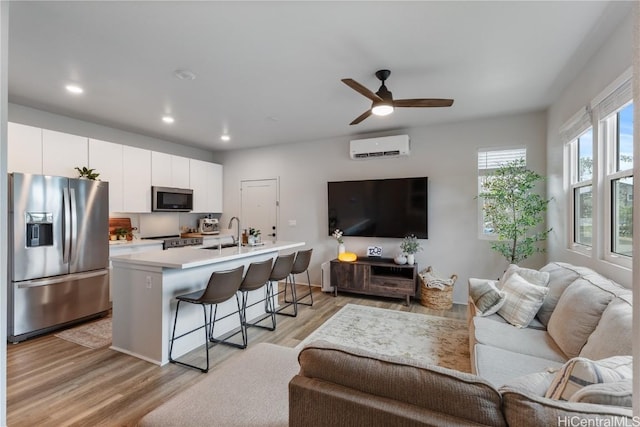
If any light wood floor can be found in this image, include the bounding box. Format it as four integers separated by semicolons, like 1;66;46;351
7;287;466;427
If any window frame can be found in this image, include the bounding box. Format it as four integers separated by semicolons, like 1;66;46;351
564;68;633;268
568;129;594;255
602;102;633;268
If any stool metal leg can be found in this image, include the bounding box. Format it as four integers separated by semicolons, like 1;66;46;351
169;300;211;373
285;269;314;307
270;276;298;317
208;295;247;349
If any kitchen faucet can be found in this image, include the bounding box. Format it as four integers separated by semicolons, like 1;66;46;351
228;216;241;247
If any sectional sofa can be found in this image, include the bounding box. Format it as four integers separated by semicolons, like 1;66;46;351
140;262;633;426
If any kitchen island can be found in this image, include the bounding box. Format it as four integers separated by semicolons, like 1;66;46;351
110;241;304;365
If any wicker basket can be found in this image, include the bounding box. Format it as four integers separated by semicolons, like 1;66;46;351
419;266;457;310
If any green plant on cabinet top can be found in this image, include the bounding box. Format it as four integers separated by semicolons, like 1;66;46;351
75;166;100;180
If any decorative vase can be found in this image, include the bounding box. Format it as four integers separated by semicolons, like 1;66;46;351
338;243;345;257
407;253;415;265
394;254;407;265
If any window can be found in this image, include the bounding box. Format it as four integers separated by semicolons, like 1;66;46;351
604;102;634;259
477;148;526;238
570;128;594;247
564;69;633;267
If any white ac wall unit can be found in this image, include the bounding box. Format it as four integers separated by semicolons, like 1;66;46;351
349;135;410;159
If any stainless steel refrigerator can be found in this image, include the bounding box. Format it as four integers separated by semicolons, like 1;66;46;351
8;173;110;342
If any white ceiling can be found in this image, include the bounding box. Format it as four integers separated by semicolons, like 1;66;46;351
7;1;631;152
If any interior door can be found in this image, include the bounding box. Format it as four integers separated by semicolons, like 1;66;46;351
240;179;278;242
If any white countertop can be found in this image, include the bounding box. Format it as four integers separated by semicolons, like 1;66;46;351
110;240;305;269
109;239;163;248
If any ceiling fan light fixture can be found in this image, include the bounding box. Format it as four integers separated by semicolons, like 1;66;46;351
371;103;394;116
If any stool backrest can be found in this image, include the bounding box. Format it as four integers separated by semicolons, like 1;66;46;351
269;253;296;281
200;266;245;304
291;249;313;275
240;259;273;292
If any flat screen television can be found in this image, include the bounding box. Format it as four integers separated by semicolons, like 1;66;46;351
328;177;428;239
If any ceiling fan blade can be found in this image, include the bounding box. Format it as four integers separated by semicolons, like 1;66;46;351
342;78;383;102
350;110;372;125
393;99;454;108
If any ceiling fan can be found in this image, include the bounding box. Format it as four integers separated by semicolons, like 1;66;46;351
341;69;454;125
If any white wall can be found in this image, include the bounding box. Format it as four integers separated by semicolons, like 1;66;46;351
0;2;8;424
8;103;215;161
546;12;634;287
219;111;547;304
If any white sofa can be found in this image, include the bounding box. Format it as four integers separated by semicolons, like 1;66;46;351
468;262;633;423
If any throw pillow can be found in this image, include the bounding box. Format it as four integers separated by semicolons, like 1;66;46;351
497;272;548;328
501;264;550;288
580;294;632;360
569;378;632;407
469;280;506;316
547;279;616;358
545;356;632;401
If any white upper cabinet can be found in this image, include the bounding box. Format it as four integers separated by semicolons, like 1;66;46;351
190;159;223;213
210;162;223;212
171;155;191;189
42;129;88;178
123;146;152;213
8;122;43;174
151;152;190;188
151;151;172;187
89;139;124;212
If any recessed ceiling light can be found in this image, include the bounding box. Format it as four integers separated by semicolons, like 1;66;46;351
174;69;196;81
65;84;84;94
220;135;231;142
162;116;175;124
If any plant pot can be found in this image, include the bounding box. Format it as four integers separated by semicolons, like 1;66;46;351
118;235;127;241
407;254;415;265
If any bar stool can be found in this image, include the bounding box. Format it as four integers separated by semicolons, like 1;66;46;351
237;259;274;348
265;253;297;318
169;265;244;373
285;249;314;307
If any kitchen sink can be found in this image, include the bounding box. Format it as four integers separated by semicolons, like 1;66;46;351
201;243;238;250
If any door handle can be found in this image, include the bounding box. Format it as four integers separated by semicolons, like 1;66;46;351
62;187;71;264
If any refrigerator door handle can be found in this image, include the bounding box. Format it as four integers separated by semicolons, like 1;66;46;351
16;270;109;288
69;187;78;265
62;187;71;264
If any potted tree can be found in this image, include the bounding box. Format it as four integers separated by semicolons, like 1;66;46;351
479;158;551;264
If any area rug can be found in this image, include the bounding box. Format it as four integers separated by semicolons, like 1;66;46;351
54;317;112;349
297;304;470;372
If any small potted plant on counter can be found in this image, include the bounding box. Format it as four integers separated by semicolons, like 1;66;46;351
115;227;129;241
248;228;261;246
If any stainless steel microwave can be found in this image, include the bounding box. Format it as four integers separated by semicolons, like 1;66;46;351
152;186;193;212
